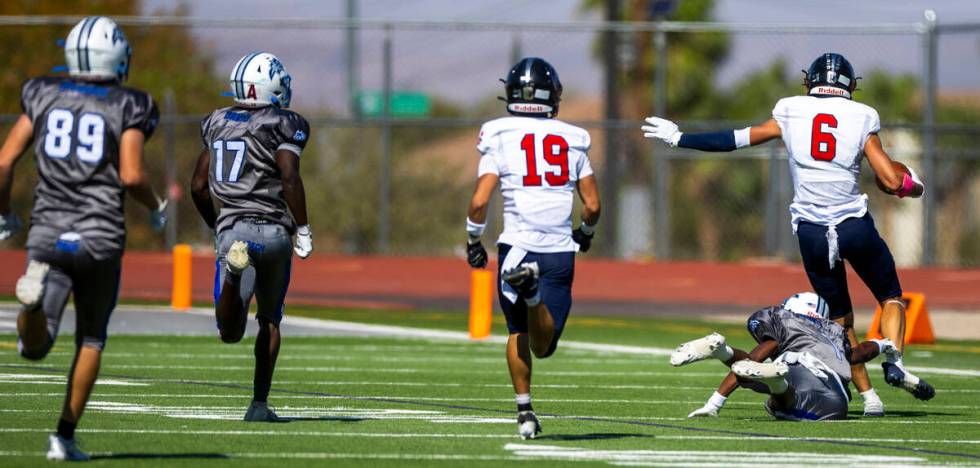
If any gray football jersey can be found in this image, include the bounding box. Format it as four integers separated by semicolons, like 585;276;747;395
747;306;852;383
21;76;159;259
200;105;309;233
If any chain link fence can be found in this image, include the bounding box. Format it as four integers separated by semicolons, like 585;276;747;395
0;15;977;266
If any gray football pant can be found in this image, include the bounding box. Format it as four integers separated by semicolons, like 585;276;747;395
215;220;293;325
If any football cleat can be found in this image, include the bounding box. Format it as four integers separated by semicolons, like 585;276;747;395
732;359;789;394
502;262;540;301
47;433;89;461
882;362;935;401
517;411;541;440
863;397;885;417
243;401;282;422
16;260;50;311
670;333;727;367
225;241;250;276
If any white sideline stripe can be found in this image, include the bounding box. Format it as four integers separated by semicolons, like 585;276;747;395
0;428;976;446
505;444;926;465
907;366;980;377
0;319;16;328
3;392;979;410
0;450;524;461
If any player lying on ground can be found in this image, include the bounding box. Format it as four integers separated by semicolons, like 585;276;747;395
641;52;933;415
191;52;312;422
466;57;600;439
673;292;900;421
0;17;166;460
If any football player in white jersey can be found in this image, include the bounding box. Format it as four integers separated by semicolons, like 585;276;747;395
640;53;934;416
465;57;601;439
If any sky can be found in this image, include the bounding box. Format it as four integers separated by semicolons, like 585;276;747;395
142;0;980;112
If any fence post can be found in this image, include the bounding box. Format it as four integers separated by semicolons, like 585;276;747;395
378;25;392;254
653;150;670;259
921;9;938;266
602;0;621;257
764;144;779;257
163;89;177;249
346;0;359;118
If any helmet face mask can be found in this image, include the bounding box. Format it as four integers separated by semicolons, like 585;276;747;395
782;292;830;321
803;52;858;99
503;57;562;118
229;52;293;109
64;16;131;83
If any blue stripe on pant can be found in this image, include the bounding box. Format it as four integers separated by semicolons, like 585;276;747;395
796;212;902;320
497;243;575;357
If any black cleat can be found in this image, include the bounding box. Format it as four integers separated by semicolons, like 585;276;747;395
883;362;935;401
517;410;542;440
502;262;540;300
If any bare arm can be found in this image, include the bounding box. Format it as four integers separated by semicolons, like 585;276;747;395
576;175;601;226
467;173;498;224
714;340;780;397
0;115;33;213
119;128;162;211
190;148;217;230
864;134;923;197
275;150;308;227
748;119;783;146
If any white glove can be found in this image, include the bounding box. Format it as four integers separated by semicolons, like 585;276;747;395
687;391;726;418
641;116;682;147
0;212;22;240
871;338;898;356
294;225;313;259
149;199;168;232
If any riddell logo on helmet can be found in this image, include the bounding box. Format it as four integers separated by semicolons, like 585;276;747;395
812;86;847;96
508;103;552;113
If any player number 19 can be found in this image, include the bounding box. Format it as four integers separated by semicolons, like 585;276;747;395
520;133;570;187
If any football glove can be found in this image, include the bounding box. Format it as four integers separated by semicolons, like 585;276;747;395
572;226;594;253
641;116;682;147
149;199;168;232
467;239;487;268
294;225;313;259
0;212;22;240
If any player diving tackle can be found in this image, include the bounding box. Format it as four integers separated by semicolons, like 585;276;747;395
673;292;899;421
641;52;934;416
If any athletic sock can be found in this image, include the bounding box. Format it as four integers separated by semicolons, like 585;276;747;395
715;344;734;362
767;377;789;395
860;388;880;402
516;393;532;412
707;391;727;409
56;418;76;440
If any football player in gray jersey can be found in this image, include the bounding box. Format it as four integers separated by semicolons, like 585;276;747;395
191;52;311;422
0;17;166;460
670;292;910;421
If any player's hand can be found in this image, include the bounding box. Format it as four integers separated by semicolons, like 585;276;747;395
572;227;594;253
149;199;168;232
687;403;720;418
641;116;682;147
871;338;898;356
0;212;22;240
904;166;925;198
294;225;313;259
467;239;487;268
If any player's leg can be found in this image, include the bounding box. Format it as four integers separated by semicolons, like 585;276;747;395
497;245;540;439
48;251;121;461
245;225;291;422
503;262;553;357
16;252;71;360
670;333;736;367
841;214;934;400
797;219;884;415
214;227;255;343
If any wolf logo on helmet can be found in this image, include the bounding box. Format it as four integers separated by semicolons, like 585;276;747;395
64;16;132;82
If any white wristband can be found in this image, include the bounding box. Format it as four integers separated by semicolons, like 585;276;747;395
734;127;752;148
579;222;596;236
708;391;728;408
466;218;486;238
297;224;311;236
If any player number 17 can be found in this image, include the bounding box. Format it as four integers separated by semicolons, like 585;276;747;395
213;139;247;183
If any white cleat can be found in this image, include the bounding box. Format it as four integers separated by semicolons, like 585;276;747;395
244;400;282;422
670;332;727;367
863;397;885;417
47;433;89;461
225;241;250;275
16;260;50;310
732;359;790;394
517;411;541;440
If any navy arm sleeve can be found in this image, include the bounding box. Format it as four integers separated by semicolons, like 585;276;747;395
677;131;737;152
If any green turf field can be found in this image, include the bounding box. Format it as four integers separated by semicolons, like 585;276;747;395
1;310;979;466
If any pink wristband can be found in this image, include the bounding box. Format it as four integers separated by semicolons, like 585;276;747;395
896;172;915;198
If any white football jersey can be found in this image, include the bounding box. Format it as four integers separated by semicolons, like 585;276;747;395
772;95;881;231
477;116;593;253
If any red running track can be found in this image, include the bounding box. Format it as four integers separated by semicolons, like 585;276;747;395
0;249;977;311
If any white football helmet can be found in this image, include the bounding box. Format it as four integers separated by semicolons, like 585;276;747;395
229;52;292;108
64;16;131;82
782;292;830;320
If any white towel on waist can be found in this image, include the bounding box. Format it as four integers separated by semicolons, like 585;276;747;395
500;246;529;304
